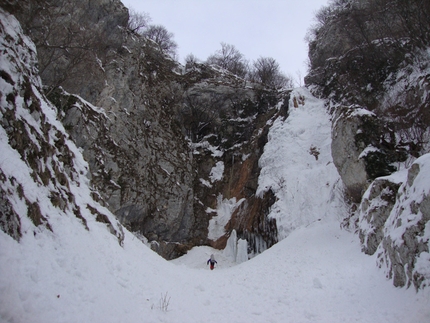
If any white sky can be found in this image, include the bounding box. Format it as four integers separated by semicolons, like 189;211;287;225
122;0;328;83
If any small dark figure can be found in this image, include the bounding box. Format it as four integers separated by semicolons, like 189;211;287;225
207;254;217;270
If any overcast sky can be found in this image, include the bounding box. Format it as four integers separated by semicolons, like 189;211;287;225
122;0;328;84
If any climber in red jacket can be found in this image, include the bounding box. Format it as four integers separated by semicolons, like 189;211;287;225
207;254;217;270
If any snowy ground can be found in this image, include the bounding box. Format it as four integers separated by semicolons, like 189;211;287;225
1;87;429;323
1;216;429;323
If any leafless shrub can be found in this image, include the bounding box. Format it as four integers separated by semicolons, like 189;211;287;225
127;8;151;35
249;57;291;89
143;24;178;59
206;43;248;78
159;292;171;312
307;0;430;70
127;8;151;34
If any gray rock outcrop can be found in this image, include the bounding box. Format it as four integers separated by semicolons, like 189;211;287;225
358;178;401;255
331;106;372;202
376;155;430;289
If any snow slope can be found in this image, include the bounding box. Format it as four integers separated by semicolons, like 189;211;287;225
2;212;429;323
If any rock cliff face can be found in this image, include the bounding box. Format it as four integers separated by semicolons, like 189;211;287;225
331;107;373;203
0;7;124;246
3;0;286;259
306;0;430;289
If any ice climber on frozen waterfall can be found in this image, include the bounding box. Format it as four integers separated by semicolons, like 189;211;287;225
207;254;217;270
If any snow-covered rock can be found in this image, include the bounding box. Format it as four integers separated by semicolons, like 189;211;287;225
331;106;376;202
358;153;430;289
0;8;123;244
358;176;402;255
376;154;430;289
0;6;429;323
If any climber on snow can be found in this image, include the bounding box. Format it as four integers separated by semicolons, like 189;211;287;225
207;254;217;270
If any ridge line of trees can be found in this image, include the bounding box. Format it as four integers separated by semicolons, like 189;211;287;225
186;42;292;89
128;9;292;89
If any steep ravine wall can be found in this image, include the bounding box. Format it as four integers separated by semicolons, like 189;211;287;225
4;0;285;259
184;82;290;256
0;8;124;247
306;0;430;289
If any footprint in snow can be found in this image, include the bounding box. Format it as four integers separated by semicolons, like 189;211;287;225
313;278;323;289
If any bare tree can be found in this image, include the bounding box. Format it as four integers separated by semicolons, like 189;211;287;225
250;57;291;89
127;8;151;35
143;24;178;58
206;43;248;78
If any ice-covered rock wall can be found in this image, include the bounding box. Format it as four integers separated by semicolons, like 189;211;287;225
257;88;346;241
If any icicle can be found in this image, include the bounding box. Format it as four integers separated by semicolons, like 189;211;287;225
224;229;238;262
236;239;248;263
